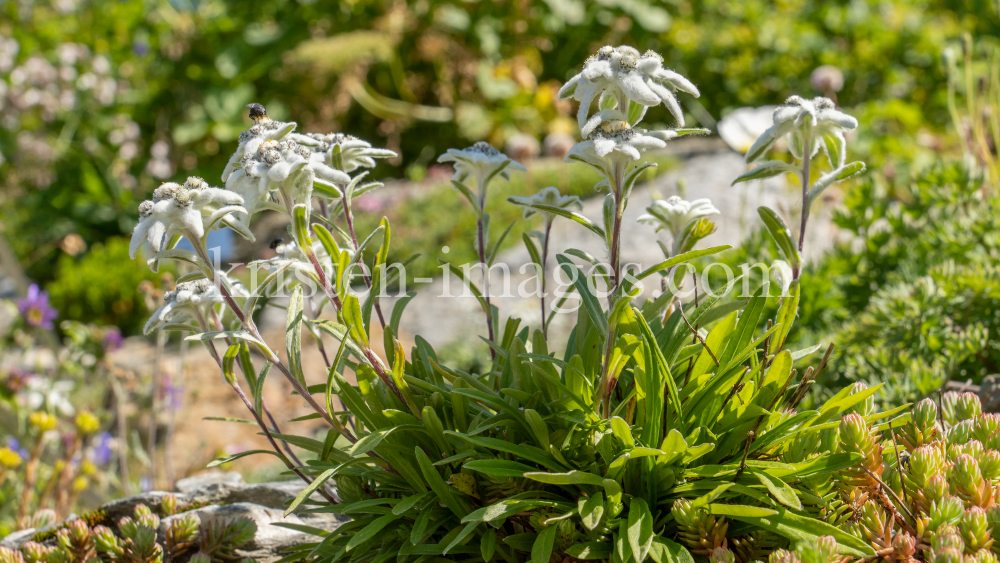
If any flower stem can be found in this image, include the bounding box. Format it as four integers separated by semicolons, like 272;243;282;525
540;220;552;339
598;163;626;419
795;133;812;280
476;199;497;359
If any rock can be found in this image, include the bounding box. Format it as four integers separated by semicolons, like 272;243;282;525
980;374;1000;412
100;491;177;524
175;471;244;493
0;528;39;550
159;503;346;563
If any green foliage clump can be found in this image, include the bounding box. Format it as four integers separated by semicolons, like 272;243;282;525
45;237;170;335
799;161;1000;407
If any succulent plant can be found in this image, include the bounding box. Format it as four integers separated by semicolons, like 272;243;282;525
10;498;254;563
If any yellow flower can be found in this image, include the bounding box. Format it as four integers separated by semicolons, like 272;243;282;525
80;460;97;476
73;476;89;491
0;447;22;468
75;411;100;435
28;411;58;432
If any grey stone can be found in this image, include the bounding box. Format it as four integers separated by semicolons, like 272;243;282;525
175;471;244;493
980;374;1000;412
0;528;39;550
101;491;178;524
158;503;345;563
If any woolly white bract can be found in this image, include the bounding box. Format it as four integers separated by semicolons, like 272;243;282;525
508;186;582;220
128;177;245;264
638;196;721;240
745;95;858;165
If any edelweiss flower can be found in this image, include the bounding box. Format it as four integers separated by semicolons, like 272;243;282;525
143;278;247;334
717;106;779;154
438;141;527;186
508;186;582;220
224;138;321;226
638;196;720;240
291;132;397;175
129;177;246;262
222;104;296;181
745;96;858;164
558;46;699;129
565;120;669;172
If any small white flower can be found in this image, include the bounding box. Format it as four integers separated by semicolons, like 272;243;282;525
717;106;779;155
508;186;583;220
565;119;670;172
558;46;699;130
143;278;235;334
22;379;75;416
129;177;245;260
637;195;720;240
291;132;397;176
225;138;323;227
438;141;528;186
745;96;858;165
221;117;297;183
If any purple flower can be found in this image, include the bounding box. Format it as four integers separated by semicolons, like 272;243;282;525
5;436;28;459
103;328;124;353
17;284;58;330
139;476;152;492
90;432;113;466
3;368;35;393
160;375;184;410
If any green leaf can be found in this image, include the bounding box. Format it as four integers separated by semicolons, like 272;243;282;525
634;246;730;281
286;286;306;386
523;470;605;486
579;492;605;531
446;432;566;471
443;521;479;555
389;292;417;334
773;280;800;350
628;498;654;563
346;513;399;551
482;528;497;561
285;457;372;515
732;160;799;185
648;537;694;563
808;161;866;201
532;526;558;563
512;200;605;238
464;459;537;477
415;446;470;518
343;294;370;348
757;206;800;274
556;255;609;337
715;505;876;558
207;449;289;467
753;470;802;510
565;542;612;560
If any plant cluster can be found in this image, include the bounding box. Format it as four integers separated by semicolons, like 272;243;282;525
0;286;152;533
0;497;257;563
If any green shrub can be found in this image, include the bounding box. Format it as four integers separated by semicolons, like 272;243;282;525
46;237;170;336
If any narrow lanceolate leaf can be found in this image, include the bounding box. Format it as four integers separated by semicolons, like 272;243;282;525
286;286;306;386
556;254;608;337
757;206;800;273
532;525;558;563
753;470;802;510
711;505;875;558
415;446;470;518
628;498;654;563
285;457;372;516
808;161;866;201
773;279;800;350
523;470;604;486
343;294;370;348
512;199;606;238
732;160;799;185
346;513;399;551
634;246;730;281
464;459;536;477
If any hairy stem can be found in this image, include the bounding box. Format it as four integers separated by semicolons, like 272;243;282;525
540;220;552;339
477;192;496;359
341;191;386;329
795;132;812;279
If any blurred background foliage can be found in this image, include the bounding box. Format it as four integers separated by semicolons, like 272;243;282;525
0;0;997;334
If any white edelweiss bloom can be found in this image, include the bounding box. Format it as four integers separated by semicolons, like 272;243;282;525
129;177;246;261
143;278;239;335
745;96;858;165
717;106;779;155
438;141;527;186
508;186;582;220
565;119;670;172
291;132;397;177
558;46;700;130
637;195;720;240
225;138;318;227
221;105;297;184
